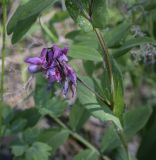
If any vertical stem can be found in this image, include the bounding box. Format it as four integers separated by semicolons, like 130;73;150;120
94;28;115;109
0;0;7;102
94;27;129;160
0;0;7;136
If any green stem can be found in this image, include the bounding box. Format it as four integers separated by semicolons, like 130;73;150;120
94;28;130;159
0;0;7;136
94;29;115;109
39;17;58;43
48;113;107;160
118;130;128;152
0;0;7;102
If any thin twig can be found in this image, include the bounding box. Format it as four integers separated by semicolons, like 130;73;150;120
77;77;111;107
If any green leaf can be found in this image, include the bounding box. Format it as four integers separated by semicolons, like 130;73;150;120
92;0;108;28
83;61;95;76
74;149;98;160
94;70;111;103
16;108;41;127
10;118;27;133
77;16;93;32
23;128;41;144
104;21;131;47
77;76;122;130
7;0;57;42
2;105;14;125
65;0;80;21
94;58;124;120
137;114;156;160
123;106;152;139
68;45;102;61
100;123;129;160
151;9;156;21
11;14;39;44
66;30;81;39
115;145;129;160
7;0;57;34
50;11;69;24
112;59;125;120
39;97;67;117
144;0;156;11
25;142;52;160
66;31;98;49
69;103;90;131
100;124;120;153
34;77;51;107
39;128;69;153
11;145;27;157
113;37;156;58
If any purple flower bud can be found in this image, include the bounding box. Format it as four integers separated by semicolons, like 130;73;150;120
25;57;42;65
28;65;41;73
24;45;77;98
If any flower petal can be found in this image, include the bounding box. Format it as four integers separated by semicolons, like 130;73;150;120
53;45;62;59
46;68;61;82
25;57;42;65
40;48;48;58
71;83;76;97
58;54;68;62
28;65;41;73
63;80;69;96
65;64;77;84
62;47;68;55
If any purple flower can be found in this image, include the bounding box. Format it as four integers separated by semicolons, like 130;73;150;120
25;45;77;98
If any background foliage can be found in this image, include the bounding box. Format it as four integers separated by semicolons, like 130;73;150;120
0;0;156;160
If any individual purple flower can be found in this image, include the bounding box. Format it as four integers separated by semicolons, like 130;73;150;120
25;45;77;98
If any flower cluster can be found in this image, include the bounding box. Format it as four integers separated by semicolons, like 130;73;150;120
25;45;77;97
130;44;156;65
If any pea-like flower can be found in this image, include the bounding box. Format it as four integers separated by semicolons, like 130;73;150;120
25;45;77;97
